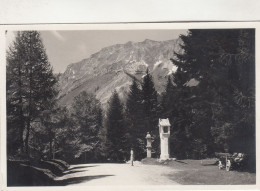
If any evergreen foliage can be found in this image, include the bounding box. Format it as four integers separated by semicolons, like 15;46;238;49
125;78;146;160
161;76;175;118
141;69;160;156
106;91;129;162
29;106;69;160
7;31;58;158
142;69;158;133
167;29;255;159
6;29;255;167
69;91;103;162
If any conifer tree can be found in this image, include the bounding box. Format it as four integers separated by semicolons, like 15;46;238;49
141;69;158;133
141;69;159;156
126;78;146;160
106;91;128;162
161;76;175;118
70;91;103;162
7;31;58;157
161;69;193;159
171;29;255;159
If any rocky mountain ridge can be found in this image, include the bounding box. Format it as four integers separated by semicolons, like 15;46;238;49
58;38;183;108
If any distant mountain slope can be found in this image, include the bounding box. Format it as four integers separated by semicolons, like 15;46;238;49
58;38;183;108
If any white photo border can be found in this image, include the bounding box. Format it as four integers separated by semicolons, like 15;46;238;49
0;22;259;191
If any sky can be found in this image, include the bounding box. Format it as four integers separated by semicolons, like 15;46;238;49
6;30;187;73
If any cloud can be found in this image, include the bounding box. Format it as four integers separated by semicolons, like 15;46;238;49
51;31;66;42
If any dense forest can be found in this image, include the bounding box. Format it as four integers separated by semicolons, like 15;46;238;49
6;29;255;165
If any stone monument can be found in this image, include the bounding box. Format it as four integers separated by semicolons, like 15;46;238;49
145;132;152;158
158;118;171;160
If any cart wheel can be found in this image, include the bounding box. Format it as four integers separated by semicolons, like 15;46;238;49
226;160;231;171
218;161;222;170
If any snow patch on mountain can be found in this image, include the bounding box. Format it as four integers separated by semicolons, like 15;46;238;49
153;61;162;70
167;65;178;75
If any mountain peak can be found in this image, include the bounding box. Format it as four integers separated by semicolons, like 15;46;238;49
126;41;133;45
143;39;156;43
58;37;182;108
124;41;134;47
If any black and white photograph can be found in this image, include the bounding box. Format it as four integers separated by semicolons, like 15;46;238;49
1;22;258;189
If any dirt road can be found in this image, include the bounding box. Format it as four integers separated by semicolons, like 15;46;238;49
55;162;180;186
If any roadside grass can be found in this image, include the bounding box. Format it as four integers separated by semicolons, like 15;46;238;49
141;158;256;185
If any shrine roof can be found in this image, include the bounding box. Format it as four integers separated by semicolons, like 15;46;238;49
159;118;171;126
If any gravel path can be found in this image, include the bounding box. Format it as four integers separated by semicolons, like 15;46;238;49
55;162;180;186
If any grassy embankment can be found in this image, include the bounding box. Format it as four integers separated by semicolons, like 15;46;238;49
7;159;69;186
142;158;256;185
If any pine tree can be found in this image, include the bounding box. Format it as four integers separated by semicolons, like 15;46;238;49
70;91;103;162
141;69;158;133
125;78;146;160
141;69;159;156
161;76;175;118
30;105;66;160
161;68;194;159
171;30;231;158
7;31;58;157
106;91;128;162
171;29;255;159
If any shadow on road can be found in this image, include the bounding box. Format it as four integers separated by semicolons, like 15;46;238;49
175;160;188;164
202;163;218;166
68;165;98;171
62;170;86;175
54;175;114;186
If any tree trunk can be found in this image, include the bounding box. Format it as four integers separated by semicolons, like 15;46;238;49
25;34;33;158
18;123;24;153
25;119;30;157
49;137;53;160
52;142;55;160
18;57;25;153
